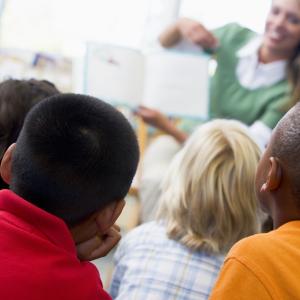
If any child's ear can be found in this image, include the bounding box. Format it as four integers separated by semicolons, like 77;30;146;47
95;199;125;234
0;143;16;184
261;157;282;192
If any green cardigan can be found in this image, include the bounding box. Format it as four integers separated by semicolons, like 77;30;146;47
210;23;290;128
180;23;290;133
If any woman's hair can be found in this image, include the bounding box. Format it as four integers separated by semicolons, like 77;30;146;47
287;48;300;107
156;119;261;254
285;0;300;107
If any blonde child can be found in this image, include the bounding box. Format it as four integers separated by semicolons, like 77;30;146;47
110;119;261;300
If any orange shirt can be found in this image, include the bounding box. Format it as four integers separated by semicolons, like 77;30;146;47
209;221;300;300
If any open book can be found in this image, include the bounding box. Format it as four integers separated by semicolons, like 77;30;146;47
84;43;209;119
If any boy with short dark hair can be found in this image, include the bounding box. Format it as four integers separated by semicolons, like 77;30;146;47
209;102;300;299
0;78;60;189
0;94;139;300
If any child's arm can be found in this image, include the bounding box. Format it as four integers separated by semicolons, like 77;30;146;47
135;106;188;144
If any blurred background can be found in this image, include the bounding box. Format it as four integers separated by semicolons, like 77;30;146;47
0;0;272;287
0;0;271;93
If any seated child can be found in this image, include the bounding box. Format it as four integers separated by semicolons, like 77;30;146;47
209;103;300;299
109;119;261;300
0;79;104;260
0;94;139;300
0;78;60;189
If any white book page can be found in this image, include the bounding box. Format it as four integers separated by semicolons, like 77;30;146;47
143;51;209;119
85;44;144;107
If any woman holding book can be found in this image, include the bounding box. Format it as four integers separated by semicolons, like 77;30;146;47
138;0;300;222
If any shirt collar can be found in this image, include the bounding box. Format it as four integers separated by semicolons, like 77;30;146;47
0;189;76;255
237;35;287;67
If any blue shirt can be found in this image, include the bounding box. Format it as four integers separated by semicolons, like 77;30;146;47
110;221;224;300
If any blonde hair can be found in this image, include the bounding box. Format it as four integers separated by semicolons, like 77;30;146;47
156;119;261;254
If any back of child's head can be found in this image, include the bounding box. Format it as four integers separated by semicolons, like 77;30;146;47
0;79;60;157
0;79;60;189
10;93;139;225
157;119;261;254
271;102;300;199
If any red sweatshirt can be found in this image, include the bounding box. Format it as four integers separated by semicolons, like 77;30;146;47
0;189;112;300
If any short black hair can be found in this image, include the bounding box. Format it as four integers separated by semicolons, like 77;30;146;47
0;79;60;189
272;102;300;199
10;94;139;225
0;79;60;154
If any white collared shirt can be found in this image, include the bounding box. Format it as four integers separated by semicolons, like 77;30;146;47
236;36;287;150
236;36;287;89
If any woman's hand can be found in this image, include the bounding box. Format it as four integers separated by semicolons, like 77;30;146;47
135;106;188;144
135;106;173;132
177;18;218;49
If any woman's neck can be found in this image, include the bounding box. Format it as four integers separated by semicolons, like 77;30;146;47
259;45;292;64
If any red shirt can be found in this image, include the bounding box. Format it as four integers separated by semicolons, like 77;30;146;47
0;189;112;300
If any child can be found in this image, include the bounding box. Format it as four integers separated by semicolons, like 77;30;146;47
209;102;300;299
110;119;261;300
0;78;60;189
0;79;102;260
0;94;139;300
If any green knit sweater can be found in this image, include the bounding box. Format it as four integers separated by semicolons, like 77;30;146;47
210;23;290;128
180;23;290;133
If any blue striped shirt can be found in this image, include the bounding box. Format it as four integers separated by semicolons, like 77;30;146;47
110;222;224;300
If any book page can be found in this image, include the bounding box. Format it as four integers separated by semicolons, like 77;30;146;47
143;51;209;119
84;43;144;107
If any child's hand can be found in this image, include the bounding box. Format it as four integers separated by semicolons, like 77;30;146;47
135;106;173;132
72;199;125;261
135;106;188;144
76;224;121;261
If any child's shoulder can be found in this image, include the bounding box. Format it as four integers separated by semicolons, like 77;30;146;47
226;221;300;261
224;228;283;265
125;221;164;239
114;221;167;261
119;221;166;249
228;232;270;256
